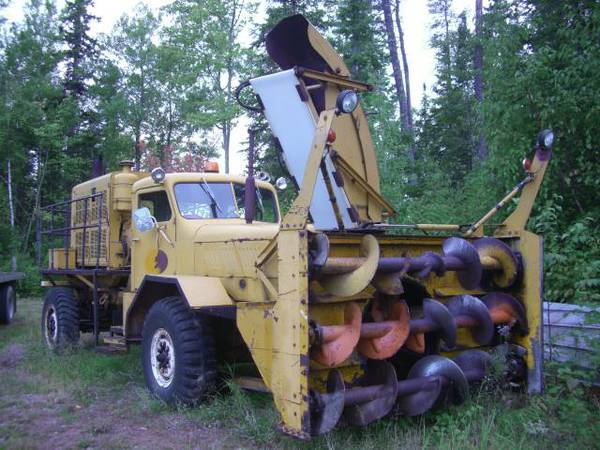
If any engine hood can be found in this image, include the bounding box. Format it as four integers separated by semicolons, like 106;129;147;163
192;221;279;243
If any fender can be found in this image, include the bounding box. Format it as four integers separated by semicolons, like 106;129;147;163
125;274;235;340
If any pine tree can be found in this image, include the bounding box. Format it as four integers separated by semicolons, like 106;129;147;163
59;0;100;184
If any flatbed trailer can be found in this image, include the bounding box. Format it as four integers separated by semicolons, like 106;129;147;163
0;271;25;324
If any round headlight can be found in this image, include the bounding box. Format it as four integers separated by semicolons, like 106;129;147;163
256;171;271;182
336;90;359;114
151;167;166;183
275;177;288;190
537;129;554;150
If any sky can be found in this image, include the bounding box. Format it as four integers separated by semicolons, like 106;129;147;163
4;0;479;175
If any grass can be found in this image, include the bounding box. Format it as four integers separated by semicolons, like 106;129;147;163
1;298;600;449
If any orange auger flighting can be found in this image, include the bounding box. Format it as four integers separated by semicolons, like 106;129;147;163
37;14;551;439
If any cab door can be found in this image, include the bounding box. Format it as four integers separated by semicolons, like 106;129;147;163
131;187;177;290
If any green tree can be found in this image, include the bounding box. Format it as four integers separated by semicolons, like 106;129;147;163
59;0;100;185
106;5;160;169
0;0;64;257
160;0;252;173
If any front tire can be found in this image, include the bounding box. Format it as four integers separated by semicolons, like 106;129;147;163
141;297;216;404
41;287;80;351
0;284;16;324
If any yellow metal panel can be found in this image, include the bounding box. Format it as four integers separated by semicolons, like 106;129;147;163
501;153;550;233
515;231;544;393
131;186;178;290
48;248;76;269
270;229;310;435
237;303;275;387
162;274;234;307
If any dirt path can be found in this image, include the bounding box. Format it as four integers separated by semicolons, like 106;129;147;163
0;301;252;450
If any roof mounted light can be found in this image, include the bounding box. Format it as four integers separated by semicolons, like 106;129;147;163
537;129;554;151
204;161;219;173
336;90;359;115
151;167;166;183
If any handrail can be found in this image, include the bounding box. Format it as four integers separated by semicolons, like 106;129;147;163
36;192;107;270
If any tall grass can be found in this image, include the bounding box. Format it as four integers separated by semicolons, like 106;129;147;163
2;298;600;449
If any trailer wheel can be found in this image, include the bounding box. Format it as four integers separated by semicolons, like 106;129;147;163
0;284;16;325
141;297;216;404
41;287;80;351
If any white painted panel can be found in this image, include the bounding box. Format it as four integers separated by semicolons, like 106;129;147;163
250;70;340;230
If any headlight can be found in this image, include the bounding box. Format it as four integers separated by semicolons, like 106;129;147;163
336;90;359;114
275;177;288;190
151;167;166;183
537;129;554;150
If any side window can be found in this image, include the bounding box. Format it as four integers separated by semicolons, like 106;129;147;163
139;190;172;222
234;184;278;223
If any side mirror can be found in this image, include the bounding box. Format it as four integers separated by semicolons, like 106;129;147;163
133;207;156;232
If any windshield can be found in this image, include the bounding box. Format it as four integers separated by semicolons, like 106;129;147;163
173;182;278;223
174;182;238;219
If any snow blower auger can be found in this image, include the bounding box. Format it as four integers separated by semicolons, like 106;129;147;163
38;14;552;442
235;14;551;438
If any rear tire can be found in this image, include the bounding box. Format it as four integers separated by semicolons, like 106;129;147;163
141;297;217;404
41;287;80;351
0;284;16;325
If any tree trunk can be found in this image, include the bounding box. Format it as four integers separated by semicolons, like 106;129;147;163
381;0;413;161
135;130;141;171
7;160;16;271
474;0;487;161
395;0;412;130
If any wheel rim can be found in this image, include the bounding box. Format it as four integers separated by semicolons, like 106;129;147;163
150;328;176;388
44;306;58;347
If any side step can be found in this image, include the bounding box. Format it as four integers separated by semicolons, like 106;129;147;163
95;334;128;354
233;376;271;393
110;326;124;336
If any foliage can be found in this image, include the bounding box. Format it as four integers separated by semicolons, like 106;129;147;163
0;0;598;308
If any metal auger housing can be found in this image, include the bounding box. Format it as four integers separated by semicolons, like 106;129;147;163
310;350;492;434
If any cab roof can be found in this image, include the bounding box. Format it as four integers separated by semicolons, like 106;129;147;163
132;172;275;192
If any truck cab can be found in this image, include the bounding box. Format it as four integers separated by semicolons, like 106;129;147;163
129;172;281;296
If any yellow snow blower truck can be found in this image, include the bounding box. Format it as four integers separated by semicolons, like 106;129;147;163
37;15;552;438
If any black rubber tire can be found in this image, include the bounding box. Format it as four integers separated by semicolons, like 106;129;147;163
41;287;80;351
141;297;217;404
0;284;16;325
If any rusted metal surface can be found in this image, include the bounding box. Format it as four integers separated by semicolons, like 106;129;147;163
447;295;494;345
320;236;520;292
406;293;526;354
358;299;410;359
311;351;492;432
474;237;518;288
311;302;361;367
344;360;398;426
483;292;528;331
